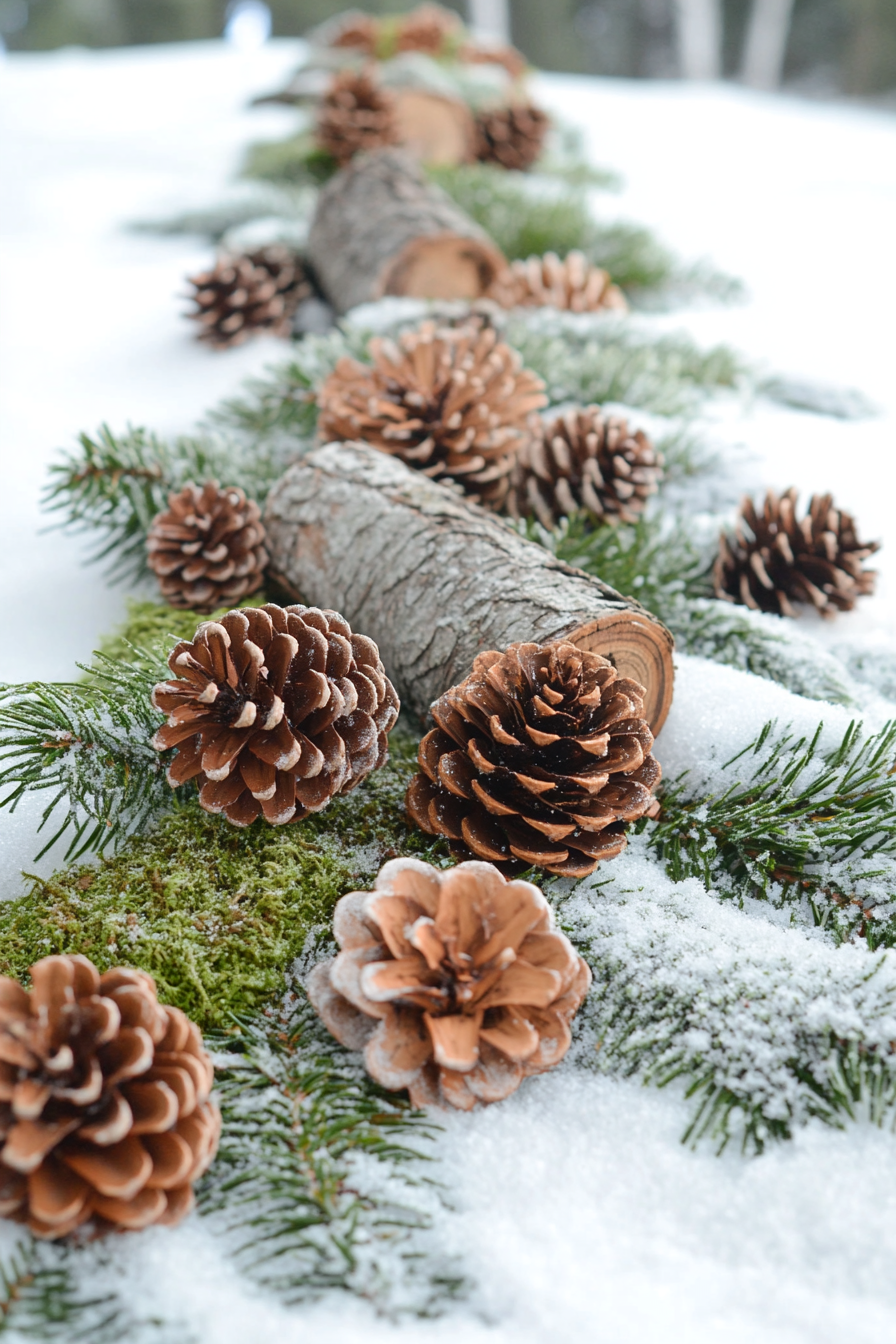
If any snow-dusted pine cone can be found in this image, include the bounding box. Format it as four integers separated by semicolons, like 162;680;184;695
488;251;628;313
406;641;661;878
714;488;879;618
186;246;311;348
315;68;400;167
307;857;591;1110
146;481;268;614
317;320;547;509
459;41;528;79
474;102;549;171
509;408;663;528
0;955;219;1239
326;10;378;53
152;604;400;827
395;2;463;53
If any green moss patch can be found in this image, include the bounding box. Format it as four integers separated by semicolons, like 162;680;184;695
0;729;446;1028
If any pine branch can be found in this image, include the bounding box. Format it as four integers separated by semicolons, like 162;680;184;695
0;648;173;862
202;995;464;1312
648;718;896;947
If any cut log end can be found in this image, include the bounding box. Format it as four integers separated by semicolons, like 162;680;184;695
381;234;504;300
559;611;675;736
392;88;474;167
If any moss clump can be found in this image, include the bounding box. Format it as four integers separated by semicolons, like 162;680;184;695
0;728;446;1028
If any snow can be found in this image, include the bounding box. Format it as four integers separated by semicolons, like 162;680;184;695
2;38;896;1344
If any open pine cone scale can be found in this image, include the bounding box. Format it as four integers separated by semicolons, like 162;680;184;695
407;641;661;877
0;956;218;1238
308;858;592;1110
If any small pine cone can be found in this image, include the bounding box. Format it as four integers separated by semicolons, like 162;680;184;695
187;245;312;349
317;320;547;509
395;2;463;54
152;604;400;828
509;408;664;529
474;102;550;171
315;68;400;167
146;481;268;615
714;488;879;619
307;857;591;1111
488;251;628;314
406;641;661;878
0;955;219;1239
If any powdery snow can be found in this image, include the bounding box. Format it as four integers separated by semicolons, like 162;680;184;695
2;39;896;1344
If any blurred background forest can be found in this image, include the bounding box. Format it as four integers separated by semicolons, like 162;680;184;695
1;0;894;98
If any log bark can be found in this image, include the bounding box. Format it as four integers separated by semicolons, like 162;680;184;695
306;148;506;314
263;442;675;733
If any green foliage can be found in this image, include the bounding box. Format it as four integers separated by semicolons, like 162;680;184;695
0;724;440;1028
203;998;462;1310
504;314;744;416
42;425;297;585
0;649;169;862
649;719;896;947
242;132;338;189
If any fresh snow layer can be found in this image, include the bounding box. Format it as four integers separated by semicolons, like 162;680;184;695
3;39;896;1344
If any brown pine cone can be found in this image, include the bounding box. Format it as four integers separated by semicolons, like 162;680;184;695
307;857;591;1110
714;488;879;619
406;641;661;878
326;11;378;53
488;251;628;313
0;955;218;1239
187;245;312;349
146;481;268;614
459;41;528;80
316;320;547;509
152;604;400;828
395;2;463;54
509;408;664;529
315;68;400;168
474;102;550;171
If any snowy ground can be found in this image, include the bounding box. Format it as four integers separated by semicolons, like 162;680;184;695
2;39;896;1344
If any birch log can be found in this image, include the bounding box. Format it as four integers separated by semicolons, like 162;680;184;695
264;442;675;732
306;148;506;314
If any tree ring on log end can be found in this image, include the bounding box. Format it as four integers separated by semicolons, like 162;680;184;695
558;611;675;736
380;233;504;301
392;89;475;167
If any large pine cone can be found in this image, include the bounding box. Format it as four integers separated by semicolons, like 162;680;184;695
0;955;218;1239
186;245;311;349
307;857;591;1111
488;251;628;313
509;408;664;529
146;481;268;614
317;320;547;509
474;102;550;171
406;641;661;878
315;68;400;167
714;488;878;619
152;604;400;828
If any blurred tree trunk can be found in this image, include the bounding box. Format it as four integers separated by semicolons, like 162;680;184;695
675;0;722;77
467;0;511;41
741;0;795;88
845;0;896;94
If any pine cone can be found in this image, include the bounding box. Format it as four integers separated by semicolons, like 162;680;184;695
714;488;879;619
146;482;268;614
395;3;463;54
307;857;591;1110
474;102;550;171
509;408;664;529
488;251;628;313
326;11;378;53
459;41;528;80
187;245;312;349
316;320;547;509
0;955;218;1239
406;641;661;878
315;68;400;168
152;604;400;828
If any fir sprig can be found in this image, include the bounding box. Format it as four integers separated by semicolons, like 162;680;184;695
203;997;463;1312
649;719;896;946
0;648;170;861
